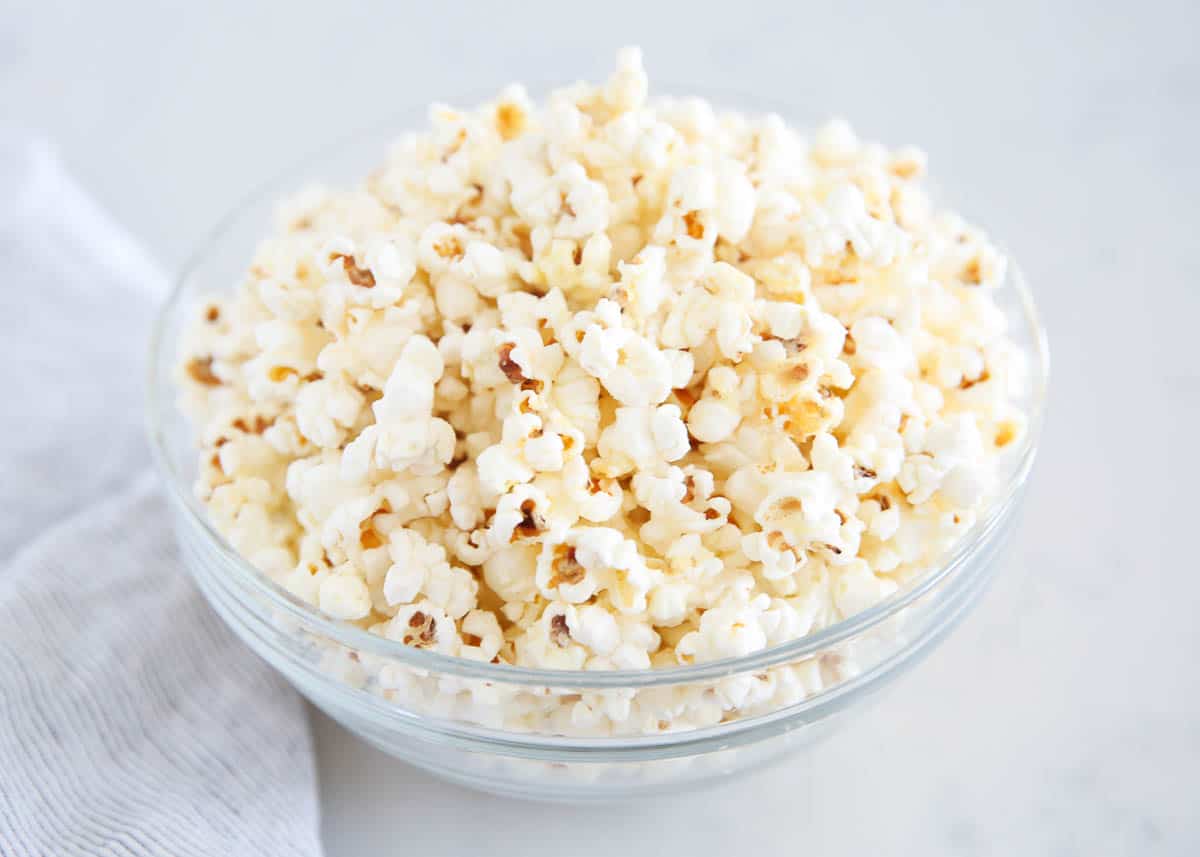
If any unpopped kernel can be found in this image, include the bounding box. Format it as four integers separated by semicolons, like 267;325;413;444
178;49;1027;691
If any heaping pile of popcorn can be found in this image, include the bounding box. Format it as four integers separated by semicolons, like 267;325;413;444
179;48;1027;675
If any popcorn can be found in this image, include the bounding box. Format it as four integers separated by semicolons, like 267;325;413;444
459;609;504;662
318;571;372;620
687;397;741;444
557;455;623;522
617;246;668;318
177;48;1030;734
385;602;458;654
294;377;365;449
850;317;913;373
575;299;674;406
596;404;689;475
475;443;533;498
482;543;539;603
714;163;757;243
899;413;987;506
742;531;805;581
488;483;551;547
605;46;649;114
565;604;621;656
522;430;565;472
677;600;770;663
346;335;455;477
515;605;590;669
382;527;476;619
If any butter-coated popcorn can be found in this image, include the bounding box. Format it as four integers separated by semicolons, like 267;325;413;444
178;49;1029;734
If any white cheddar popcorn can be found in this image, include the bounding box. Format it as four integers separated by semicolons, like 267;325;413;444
178;48;1030;732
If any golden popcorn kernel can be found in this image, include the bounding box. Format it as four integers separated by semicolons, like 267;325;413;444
962;257;983;285
788;363;810;383
960;368;991;390
232;415;273;434
995;422;1019;448
512;223;533;259
433;234;463;260
821;268;857;286
673;387;697;408
889;156;923;180
186;356;221;386
783;396;830;439
496;102;527;141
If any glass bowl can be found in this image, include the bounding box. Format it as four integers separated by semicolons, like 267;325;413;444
146;102;1049;802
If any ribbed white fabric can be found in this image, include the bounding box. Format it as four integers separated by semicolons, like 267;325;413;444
0;136;322;856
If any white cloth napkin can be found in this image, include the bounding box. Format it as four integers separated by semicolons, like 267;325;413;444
0;136;322;856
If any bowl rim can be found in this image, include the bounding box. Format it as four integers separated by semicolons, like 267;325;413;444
146;108;1050;691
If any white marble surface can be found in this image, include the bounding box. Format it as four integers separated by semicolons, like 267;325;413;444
4;1;1197;853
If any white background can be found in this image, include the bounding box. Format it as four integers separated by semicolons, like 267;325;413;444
4;1;1198;854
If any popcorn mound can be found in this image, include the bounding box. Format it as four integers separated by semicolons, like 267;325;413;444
179;48;1027;679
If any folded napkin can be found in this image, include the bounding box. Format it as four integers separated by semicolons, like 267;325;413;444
0;136;322;856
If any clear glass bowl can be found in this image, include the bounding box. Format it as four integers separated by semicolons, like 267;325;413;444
147;105;1049;802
